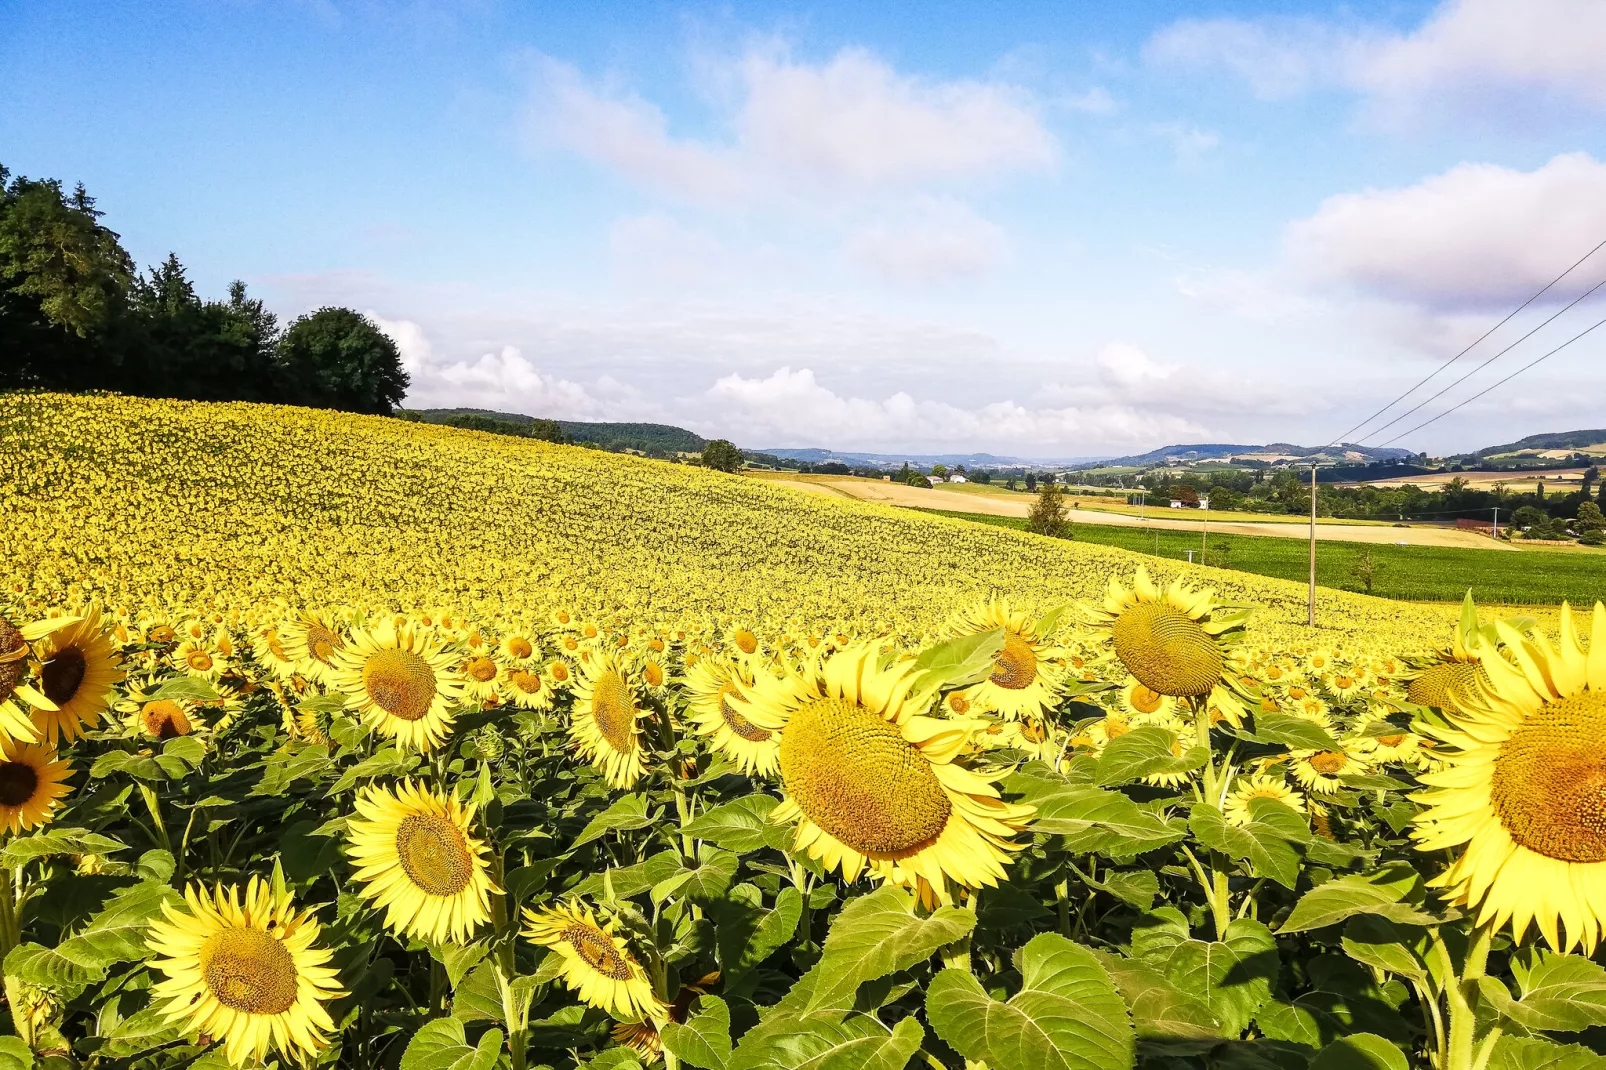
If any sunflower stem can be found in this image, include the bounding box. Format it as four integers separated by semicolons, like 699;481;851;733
1444;920;1496;1070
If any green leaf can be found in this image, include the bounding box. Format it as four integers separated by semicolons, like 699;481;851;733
156;734;206;778
401;1016;503;1070
56;882;182;971
726;1011;922;1070
329;746;419;794
926;934;1135;1070
1131;912;1278;1036
646;846;740;905
430;942;491;989
1033;786;1185;856
1;827;127;867
1188;804;1301;889
1485;1035;1606;1070
796;884;975;1013
1085;869;1160;911
910;627;1003;693
570;859;657;901
1244;713;1340;751
151;675;221;702
0;1039;30;1070
572;794;658;848
1279;864;1437;934
99;1006;181;1058
4;942;100;990
251;745;331;795
1483;949;1606;1032
1341;917;1427;982
1091;949;1222;1049
1096;726;1207;786
684;795;785;855
450;963;505;1024
716;886;803;984
1308;1033;1410;1070
89;750;165;782
660;994;732;1070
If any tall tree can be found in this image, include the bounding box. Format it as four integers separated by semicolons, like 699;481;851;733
1026;482;1071;539
701;439;743;473
276;307;410;415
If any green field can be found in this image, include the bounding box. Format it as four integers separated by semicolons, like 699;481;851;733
917;508;1606;605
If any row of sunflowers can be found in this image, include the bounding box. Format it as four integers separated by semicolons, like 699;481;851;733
0;562;1603;1070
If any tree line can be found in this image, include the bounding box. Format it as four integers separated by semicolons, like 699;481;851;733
1;163;409;415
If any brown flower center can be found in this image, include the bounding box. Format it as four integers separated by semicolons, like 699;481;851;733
41;646;88;706
564;924;634;979
989;633;1038;690
395;813;474;896
1111;603;1223;698
0;762;38;808
1309;751;1349;775
778;696;951;854
361;648;437;722
200;927;299;1015
1491;692;1606;863
718;682;772;742
142;700;194;739
465;657;498;683
590;671;638;751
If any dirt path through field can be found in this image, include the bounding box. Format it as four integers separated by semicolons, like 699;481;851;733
749;473;1517;551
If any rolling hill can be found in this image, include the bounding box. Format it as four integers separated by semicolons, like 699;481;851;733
1475;429;1606;458
3;392;1454;647
404;407;707;454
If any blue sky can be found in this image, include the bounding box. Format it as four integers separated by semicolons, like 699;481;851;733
6;0;1606;456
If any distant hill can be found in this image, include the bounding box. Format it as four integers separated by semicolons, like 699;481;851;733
757;448;1111;469
1097;442;1415;467
1475;429;1606;457
403;408;706;455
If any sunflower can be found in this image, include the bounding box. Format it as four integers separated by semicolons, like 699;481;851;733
0;739;73;834
503;664;555;711
499;631;539;665
612;972;721;1060
146;877;343;1067
684;654;778;776
249;626;300;681
728;641;1034;907
28;608;124;744
947;600;1070;720
523;902;665;1020
1119;677;1176;722
1290;744;1368;794
1400;595;1497;712
569;653;650;788
459;652;504;704
327;621;463;753
276;611;346;684
1224;774;1306;827
1084;567;1254;726
1414;603;1606;953
174;638;229;680
127;697;204;741
0;615;50;742
346;780;498;944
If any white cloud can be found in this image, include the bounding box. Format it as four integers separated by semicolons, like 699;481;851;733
1146;0;1606;117
608;214;728;290
524;45;1055;207
1095;342;1174;388
1285;152;1606;309
706;366;1208;451
845;198;1007;285
1149;121;1220;163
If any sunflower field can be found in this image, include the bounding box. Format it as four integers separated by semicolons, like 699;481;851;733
3;392;1606;1070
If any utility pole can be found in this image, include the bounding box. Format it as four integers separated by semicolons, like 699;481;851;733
1492;506;1499;540
1308;463;1318;627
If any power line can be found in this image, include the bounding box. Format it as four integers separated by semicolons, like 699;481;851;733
1325;236;1606;447
1379;314;1606;447
1354;273;1606;445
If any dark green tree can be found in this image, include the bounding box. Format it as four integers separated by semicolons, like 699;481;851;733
275;307;410;415
701;439;743;473
1026;482;1071;539
1024;472;1037;492
0;166;133;388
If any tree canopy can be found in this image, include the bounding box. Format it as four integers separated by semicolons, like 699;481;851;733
1;162;408;414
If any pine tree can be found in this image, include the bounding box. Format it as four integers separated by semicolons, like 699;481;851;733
1026;483;1071;539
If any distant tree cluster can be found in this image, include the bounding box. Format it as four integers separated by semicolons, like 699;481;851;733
1;163;408;415
399;411;566;443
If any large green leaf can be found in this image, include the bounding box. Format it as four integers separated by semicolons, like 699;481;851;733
1308;1033;1409;1070
683;796;789;855
1131;910;1278;1036
98;1006;181;1058
572;794;659;848
328;746;419;794
4;942;100;990
1;827;128;868
1242;713;1340;751
1033;786;1185;856
660;994;732;1070
1278;864;1437;934
400;1017;503;1070
1340;917;1428;982
727;1012;923;1070
55;882;181;971
926;934;1134;1070
716;886;803;984
1096;726;1208;787
0;1039;29;1070
1188;804;1301;890
1481;949;1606;1032
797;884;974;1013
150;675;221;702
1092;949;1221;1050
1485;1036;1606;1070
645;845;740;905
910;627;1004;693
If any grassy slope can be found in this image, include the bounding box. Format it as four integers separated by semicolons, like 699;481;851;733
917;508;1605;606
2;393;1485;645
